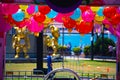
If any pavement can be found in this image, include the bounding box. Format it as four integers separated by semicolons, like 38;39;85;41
64;56;116;62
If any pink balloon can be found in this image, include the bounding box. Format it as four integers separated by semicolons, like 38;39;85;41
116;23;120;38
103;0;120;4
2;3;19;15
54;12;73;22
27;5;35;14
82;10;95;22
54;13;64;22
104;19;120;38
0;15;12;32
27;17;44;33
117;7;120;14
102;18;112;26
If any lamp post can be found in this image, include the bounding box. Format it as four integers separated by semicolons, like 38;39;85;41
33;31;47;74
101;24;104;56
91;23;94;60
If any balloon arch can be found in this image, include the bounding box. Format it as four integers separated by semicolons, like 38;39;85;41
0;3;120;80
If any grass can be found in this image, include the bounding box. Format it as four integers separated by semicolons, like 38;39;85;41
6;59;116;75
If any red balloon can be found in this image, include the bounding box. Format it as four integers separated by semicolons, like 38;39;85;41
14;19;27;28
33;12;46;23
63;17;76;29
6;15;16;25
79;6;90;13
103;7;117;18
76;20;93;34
38;6;51;14
110;14;120;25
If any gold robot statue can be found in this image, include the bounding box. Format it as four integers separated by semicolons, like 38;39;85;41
50;25;60;39
12;27;30;58
50;25;60;55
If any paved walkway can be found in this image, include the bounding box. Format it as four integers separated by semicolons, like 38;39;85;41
64;56;116;62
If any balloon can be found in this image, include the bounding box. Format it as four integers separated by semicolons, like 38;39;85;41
0;15;12;32
70;8;81;20
110;14;120;25
107;23;120;38
91;7;100;12
103;7;117;18
94;15;105;24
95;14;105;22
79;6;90;13
43;17;53;29
82;10;95;22
97;7;104;16
43;16;53;24
102;18;112;28
117;7;120;14
35;5;39;12
46;9;58;18
38;5;51;14
24;11;31;19
75;17;82;22
19;5;28;11
54;13;64;22
76;20;93;34
27;5;35;14
12;9;25;22
14;19;28;28
27;17;44;33
63;17;76;29
1;3;19;15
54;12;73;22
33;12;46;23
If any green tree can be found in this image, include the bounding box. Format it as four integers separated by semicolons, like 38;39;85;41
94;37;115;56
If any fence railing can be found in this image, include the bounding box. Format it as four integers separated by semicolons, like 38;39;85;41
4;70;116;80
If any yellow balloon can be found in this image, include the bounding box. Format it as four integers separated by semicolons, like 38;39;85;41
43;17;53;24
95;15;105;22
19;5;28;11
25;11;31;19
91;7;100;12
75;17;82;22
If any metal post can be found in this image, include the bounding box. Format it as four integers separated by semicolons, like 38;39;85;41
101;25;104;56
33;31;46;74
91;25;94;60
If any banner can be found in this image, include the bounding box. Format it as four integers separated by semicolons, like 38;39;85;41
1;0;120;5
0;0;46;4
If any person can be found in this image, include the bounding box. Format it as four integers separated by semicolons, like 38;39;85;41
67;42;72;55
47;52;53;73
